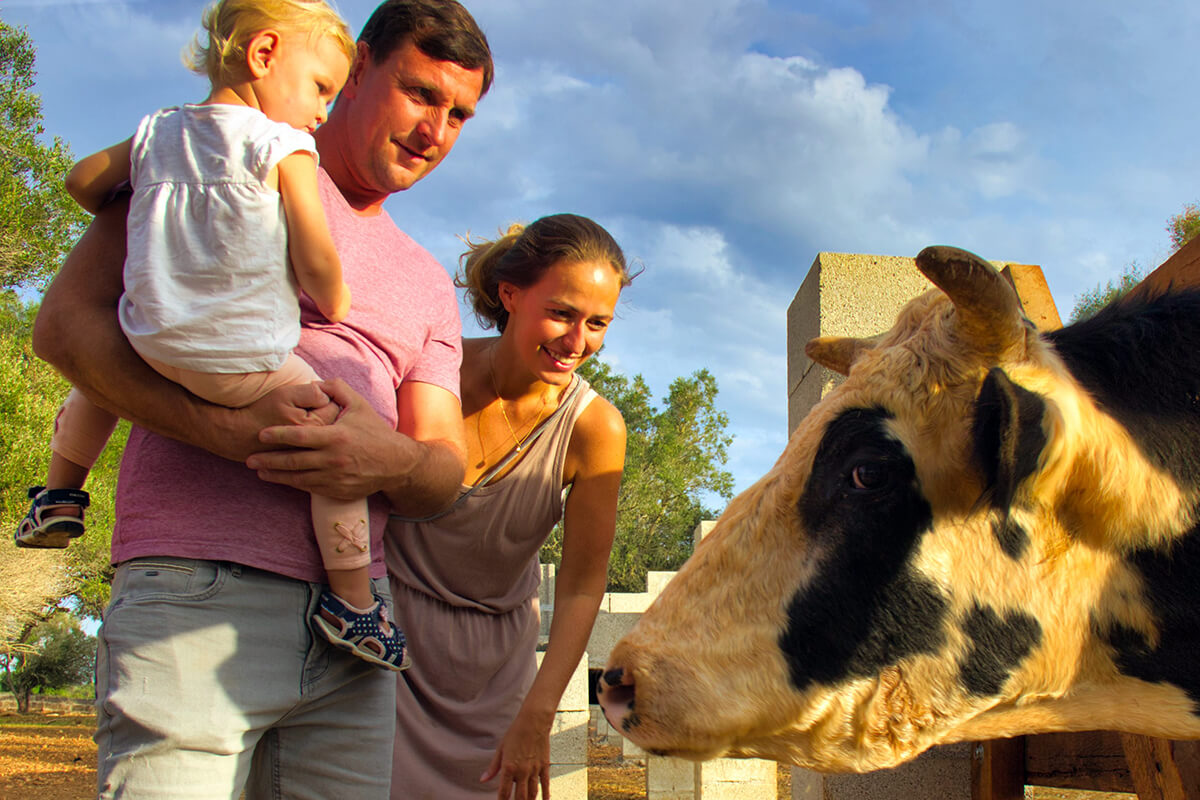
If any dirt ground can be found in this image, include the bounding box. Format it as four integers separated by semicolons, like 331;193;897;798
0;713;95;800
0;712;1137;800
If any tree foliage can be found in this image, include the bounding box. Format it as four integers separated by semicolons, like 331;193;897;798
542;357;734;592
1068;261;1145;322
0;19;88;292
0;19;118;644
1168;202;1200;253
1;613;95;713
1070;203;1200;323
0;294;124;628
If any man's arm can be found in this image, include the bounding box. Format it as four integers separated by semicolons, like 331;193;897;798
33;199;336;463
64;139;133;215
248;379;467;516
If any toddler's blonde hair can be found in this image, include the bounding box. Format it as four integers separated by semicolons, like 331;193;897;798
186;0;357;87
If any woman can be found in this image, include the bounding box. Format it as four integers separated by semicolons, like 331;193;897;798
386;213;634;800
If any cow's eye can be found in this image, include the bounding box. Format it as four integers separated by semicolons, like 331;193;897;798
850;462;888;491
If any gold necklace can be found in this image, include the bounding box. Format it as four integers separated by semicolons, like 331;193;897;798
489;348;550;453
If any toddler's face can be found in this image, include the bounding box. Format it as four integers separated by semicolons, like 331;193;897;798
256;31;351;133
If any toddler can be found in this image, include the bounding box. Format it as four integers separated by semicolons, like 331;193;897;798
17;0;409;672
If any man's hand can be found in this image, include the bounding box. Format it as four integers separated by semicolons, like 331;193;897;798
246;379;414;500
214;381;340;462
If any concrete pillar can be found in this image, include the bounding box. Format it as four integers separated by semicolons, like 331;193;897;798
696;757;777;799
647;755;694;800
538;562;556;642
646;754;777;800
540;650;589;799
787;252;935;432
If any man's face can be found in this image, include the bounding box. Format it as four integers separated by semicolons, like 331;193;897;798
338;38;484;197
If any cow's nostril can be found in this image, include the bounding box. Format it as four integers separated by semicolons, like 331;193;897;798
603;681;635;711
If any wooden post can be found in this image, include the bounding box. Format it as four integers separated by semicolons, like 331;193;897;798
1120;734;1200;800
972;739;1026;800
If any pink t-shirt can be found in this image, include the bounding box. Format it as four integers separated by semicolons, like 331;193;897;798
110;170;462;582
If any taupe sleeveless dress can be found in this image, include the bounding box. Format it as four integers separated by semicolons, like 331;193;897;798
385;376;595;799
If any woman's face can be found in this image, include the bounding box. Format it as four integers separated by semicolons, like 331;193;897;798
499;259;623;384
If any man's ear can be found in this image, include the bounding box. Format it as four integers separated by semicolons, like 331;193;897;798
339;40;372;99
245;29;281;79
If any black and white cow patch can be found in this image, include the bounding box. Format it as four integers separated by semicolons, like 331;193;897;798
957;603;1042;696
781;407;947;691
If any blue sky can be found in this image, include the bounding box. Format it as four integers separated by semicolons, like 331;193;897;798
4;0;1198;499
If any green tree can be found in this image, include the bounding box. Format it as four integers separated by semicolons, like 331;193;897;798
0;18;118;637
1069;261;1145;322
0;19;88;292
1168;202;1200;253
1;613;95;713
542;357;734;592
0;295;125;625
1072;204;1200;323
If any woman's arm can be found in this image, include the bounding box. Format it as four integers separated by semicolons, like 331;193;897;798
33;199;336;463
63;139;133;215
482;397;627;800
277;152;351;322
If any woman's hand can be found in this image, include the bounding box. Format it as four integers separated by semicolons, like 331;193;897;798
480;708;552;800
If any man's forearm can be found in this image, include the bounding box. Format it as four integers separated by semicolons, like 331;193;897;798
382;436;465;518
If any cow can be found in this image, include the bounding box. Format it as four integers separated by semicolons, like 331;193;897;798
597;246;1200;773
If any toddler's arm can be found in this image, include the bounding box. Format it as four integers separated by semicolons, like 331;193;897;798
277;152;351;323
64;139;133;215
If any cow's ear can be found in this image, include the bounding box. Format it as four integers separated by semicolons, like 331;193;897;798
972;367;1047;510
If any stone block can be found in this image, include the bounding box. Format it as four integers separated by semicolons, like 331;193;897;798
548;710;589;764
592;706;610;738
646;570;677;597
561;654;590;712
607;592;654;613
646;755;695;799
696;757;775;799
539;562;556;606
586;611;641;665
787;252;933;433
790;742;974;800
623;734;647;761
549;763;587;800
693;520;717;544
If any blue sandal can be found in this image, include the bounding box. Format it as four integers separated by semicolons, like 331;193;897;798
15;486;90;549
313;591;411;672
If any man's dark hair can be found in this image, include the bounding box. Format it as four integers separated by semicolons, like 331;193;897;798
359;0;493;97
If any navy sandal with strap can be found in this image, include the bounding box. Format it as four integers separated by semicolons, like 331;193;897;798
15;486;90;549
313;591;411;672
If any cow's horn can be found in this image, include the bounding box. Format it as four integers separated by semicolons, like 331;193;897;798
806;336;873;376
915;245;1025;355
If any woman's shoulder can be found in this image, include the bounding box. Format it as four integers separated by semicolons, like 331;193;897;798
570;386;625;449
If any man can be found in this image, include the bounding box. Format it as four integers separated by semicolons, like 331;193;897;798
32;2;492;797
